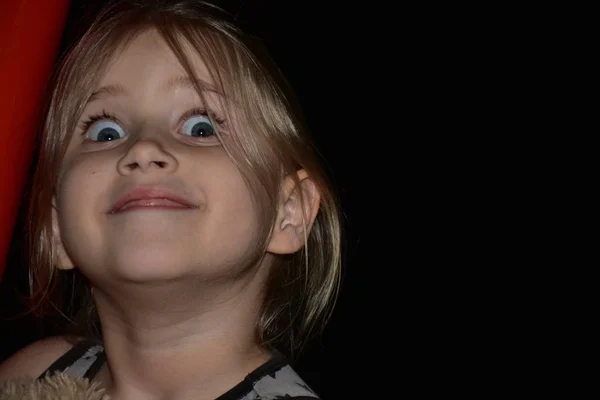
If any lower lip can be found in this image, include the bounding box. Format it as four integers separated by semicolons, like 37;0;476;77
113;205;192;213
111;199;194;213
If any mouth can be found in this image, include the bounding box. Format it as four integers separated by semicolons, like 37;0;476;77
109;187;197;214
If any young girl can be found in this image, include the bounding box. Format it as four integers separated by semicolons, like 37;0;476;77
0;1;342;399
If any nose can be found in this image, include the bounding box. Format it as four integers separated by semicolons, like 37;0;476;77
117;139;178;175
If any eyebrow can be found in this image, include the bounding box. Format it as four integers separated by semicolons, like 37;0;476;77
164;76;222;95
88;84;126;103
87;76;223;104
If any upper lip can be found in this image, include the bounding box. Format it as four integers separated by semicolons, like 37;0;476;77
109;186;197;213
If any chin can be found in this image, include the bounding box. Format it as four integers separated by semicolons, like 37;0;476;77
106;250;193;283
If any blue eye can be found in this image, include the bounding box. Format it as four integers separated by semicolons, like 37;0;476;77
181;115;215;137
88;120;127;142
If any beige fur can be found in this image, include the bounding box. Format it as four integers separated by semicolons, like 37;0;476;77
0;372;109;400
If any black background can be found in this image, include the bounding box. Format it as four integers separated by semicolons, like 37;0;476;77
0;1;378;398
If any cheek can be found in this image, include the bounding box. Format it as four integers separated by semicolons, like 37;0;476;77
201;162;266;249
211;172;258;227
55;156;112;255
57;156;105;210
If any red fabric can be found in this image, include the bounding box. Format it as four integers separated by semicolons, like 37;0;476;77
0;0;70;281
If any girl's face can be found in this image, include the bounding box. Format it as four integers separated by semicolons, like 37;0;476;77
55;30;266;283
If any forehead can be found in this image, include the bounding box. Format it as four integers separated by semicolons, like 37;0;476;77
97;29;214;90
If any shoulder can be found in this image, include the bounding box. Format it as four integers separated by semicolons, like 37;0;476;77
0;336;75;381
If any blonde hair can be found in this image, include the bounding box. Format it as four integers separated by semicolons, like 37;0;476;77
27;0;342;356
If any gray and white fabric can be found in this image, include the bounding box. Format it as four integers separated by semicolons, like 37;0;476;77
40;340;320;399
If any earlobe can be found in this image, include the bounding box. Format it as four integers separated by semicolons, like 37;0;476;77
52;200;75;271
267;170;321;255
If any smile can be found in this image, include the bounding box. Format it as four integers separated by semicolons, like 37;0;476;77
109;187;197;213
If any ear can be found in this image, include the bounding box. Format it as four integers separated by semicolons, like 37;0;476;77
52;198;75;270
267;169;321;255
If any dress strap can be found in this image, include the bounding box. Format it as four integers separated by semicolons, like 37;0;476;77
39;340;106;380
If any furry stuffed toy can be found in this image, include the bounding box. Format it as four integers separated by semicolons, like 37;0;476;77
0;372;109;400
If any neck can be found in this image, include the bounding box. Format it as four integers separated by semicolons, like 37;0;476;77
91;270;271;400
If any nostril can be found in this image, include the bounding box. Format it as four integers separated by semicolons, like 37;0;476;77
153;161;167;168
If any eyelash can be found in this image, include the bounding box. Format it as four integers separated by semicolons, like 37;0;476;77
179;108;225;126
79;108;225;135
79;110;119;133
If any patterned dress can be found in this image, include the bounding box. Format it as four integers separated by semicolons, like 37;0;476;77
40;340;320;399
